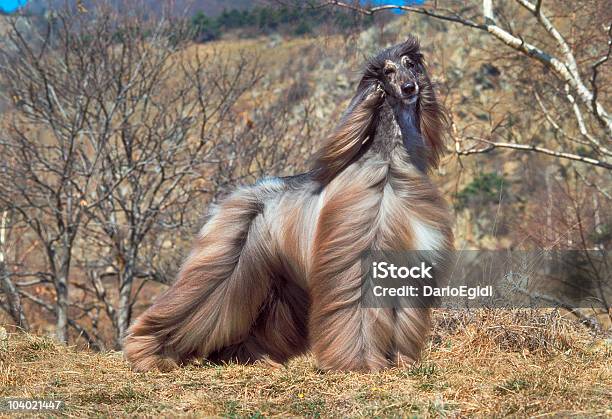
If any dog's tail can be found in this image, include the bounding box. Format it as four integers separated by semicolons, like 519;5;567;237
123;182;283;371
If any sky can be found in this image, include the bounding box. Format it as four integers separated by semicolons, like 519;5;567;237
0;0;27;13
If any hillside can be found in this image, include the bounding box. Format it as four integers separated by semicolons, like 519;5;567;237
21;0;254;17
2;310;610;416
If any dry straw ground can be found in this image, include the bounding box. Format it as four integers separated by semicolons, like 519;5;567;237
2;310;610;417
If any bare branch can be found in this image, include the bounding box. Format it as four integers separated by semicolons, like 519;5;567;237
457;137;612;170
323;0;484;29
324;0;612;135
533;90;589;147
590;23;612;126
564;85;611;156
574;169;612;200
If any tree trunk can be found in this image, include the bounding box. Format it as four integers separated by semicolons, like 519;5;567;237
0;210;28;330
55;274;69;343
117;258;135;348
0;264;29;331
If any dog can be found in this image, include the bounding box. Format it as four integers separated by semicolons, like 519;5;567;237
123;35;454;372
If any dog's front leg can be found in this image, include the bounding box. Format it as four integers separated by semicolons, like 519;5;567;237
307;168;395;372
309;259;395;372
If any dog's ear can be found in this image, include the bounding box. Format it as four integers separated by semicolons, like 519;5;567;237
312;82;384;184
418;80;448;170
403;35;420;52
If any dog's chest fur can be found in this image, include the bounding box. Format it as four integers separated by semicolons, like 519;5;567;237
367;103;451;252
307;103;452;255
273;103;453;281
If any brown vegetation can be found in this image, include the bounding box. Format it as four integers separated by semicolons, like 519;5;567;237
1;310;610;416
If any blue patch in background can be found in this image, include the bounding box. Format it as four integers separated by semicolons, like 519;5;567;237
366;0;426;14
0;0;27;13
362;0;425;14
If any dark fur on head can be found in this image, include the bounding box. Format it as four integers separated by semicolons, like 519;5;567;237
314;35;447;183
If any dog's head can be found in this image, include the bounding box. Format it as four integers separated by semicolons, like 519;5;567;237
360;35;447;169
313;36;447;183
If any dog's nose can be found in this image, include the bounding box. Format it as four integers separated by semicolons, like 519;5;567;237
401;81;416;95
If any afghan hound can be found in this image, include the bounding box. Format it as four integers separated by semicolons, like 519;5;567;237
123;35;454;372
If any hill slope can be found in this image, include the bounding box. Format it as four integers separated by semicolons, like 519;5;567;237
21;0;253;17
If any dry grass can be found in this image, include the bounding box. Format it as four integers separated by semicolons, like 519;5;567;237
1;310;610;417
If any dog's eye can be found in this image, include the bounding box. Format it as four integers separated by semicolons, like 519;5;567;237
401;56;413;68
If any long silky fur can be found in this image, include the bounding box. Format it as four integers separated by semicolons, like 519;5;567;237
312;84;383;184
123;35;454;372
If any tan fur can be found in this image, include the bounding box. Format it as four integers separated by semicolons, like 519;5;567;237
124;37;453;372
312;87;383;184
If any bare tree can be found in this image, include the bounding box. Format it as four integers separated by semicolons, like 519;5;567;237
0;9;109;340
0;4;263;345
0;2;316;347
78;46;263;346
